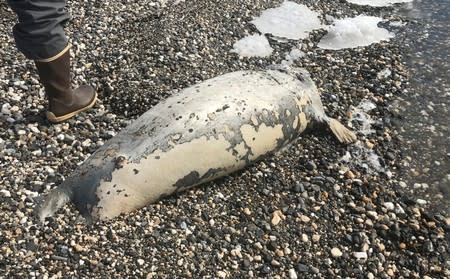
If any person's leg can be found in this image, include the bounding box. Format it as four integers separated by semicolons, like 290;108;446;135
7;0;96;123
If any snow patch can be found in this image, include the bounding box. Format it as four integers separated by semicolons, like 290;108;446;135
346;0;413;7
318;16;394;50
251;1;323;40
232;34;273;58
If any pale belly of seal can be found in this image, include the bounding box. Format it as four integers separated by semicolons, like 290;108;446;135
36;69;356;221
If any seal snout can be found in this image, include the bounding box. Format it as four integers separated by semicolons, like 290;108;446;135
34;186;73;222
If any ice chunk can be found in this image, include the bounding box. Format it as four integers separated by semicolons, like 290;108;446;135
251;1;323;40
232;34;273;58
318;16;394;50
346;0;413;7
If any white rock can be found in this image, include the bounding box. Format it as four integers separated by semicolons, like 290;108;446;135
0;189;11;197
137;259;145;266
331;247;343;258
416;199;427;205
383;202;395;211
288;269;298;279
46;167;55;175
1;103;11;115
353;252;368;260
217;271;227;278
20;217;28;224
395;205;405;214
301;234;308;242
366;211;378;218
271;214;282;226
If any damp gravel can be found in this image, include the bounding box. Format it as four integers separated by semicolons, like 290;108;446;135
0;0;449;278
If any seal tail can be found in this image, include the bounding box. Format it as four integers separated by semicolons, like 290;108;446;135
34;186;73;223
328;118;357;144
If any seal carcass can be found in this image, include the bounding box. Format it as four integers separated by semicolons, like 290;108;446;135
36;68;356;221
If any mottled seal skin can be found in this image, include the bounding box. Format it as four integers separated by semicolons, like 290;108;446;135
36;68;356;221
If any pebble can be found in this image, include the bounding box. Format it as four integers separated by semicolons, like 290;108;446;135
0;190;11;197
217;271;227;278
243;207;251;215
416;199;427;205
299;215;310;223
275;249;284;257
331;248;343;258
383;202;395;211
271;260;281;267
296;263;308;273
288;269;298;279
301;234;308;243
271;210;284;226
312;234;320;242
353;252;368;260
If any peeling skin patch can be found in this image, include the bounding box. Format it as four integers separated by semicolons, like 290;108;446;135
299;112;308;131
240;123;284;160
251;115;259;126
293;116;299;130
94;134;247;219
232;141;248;159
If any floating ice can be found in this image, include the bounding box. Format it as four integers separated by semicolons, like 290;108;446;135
318;16;394;50
346;0;413;7
251;1;323;40
232;34;273;58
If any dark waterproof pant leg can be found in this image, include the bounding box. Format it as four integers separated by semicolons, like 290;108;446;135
7;0;69;60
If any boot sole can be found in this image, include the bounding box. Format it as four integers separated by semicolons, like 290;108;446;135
46;93;98;123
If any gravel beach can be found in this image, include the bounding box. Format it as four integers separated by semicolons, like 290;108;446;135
0;0;448;278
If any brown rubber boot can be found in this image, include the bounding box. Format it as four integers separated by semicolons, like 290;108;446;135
35;45;97;123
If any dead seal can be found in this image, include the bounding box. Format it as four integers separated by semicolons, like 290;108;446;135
36;68;356;221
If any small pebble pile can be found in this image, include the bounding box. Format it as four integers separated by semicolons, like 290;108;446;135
0;0;448;278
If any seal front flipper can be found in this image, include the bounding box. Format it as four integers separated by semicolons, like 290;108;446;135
328;118;357;144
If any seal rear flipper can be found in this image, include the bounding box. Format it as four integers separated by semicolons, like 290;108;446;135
328;118;357;144
34;186;73;223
